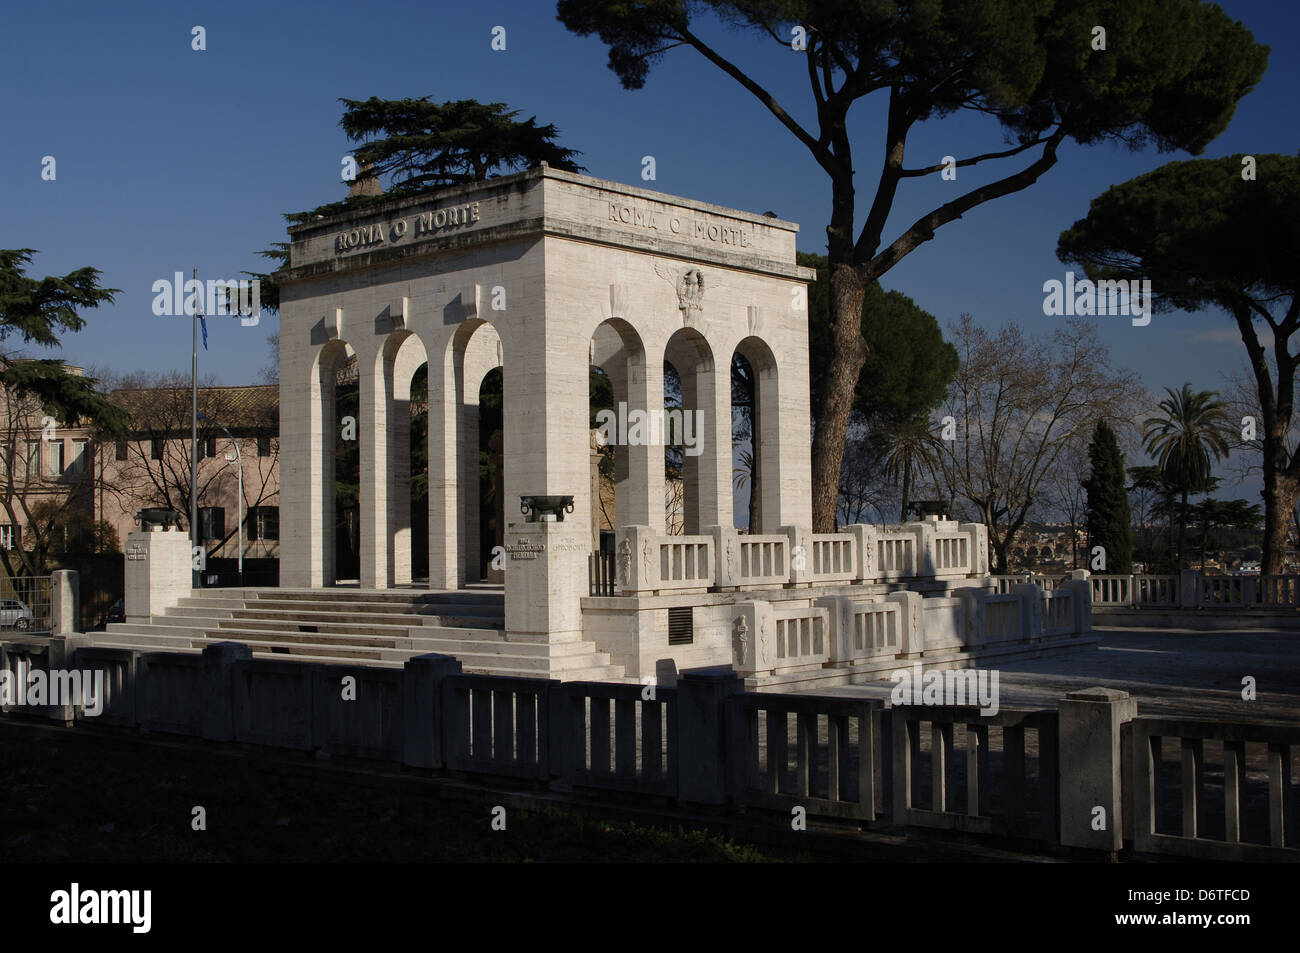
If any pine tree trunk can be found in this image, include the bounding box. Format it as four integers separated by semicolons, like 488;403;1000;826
809;262;868;532
1261;415;1299;575
1262;473;1299;577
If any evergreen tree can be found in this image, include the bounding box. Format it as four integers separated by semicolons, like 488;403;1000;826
560;0;1268;531
1084;420;1133;573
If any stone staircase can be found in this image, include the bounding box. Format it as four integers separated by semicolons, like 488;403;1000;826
92;587;626;680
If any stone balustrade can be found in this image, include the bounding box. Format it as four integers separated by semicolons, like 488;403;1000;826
1089;570;1300;609
730;578;1086;678
14;643;1284;859
612;518;990;596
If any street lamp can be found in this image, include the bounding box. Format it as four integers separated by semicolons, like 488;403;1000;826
197;412;242;586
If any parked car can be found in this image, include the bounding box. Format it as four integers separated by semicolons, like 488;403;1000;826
0;599;33;630
100;598;125;628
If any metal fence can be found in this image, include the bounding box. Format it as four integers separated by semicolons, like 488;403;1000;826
0;575;52;634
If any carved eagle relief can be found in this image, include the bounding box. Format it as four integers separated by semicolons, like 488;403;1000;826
654;261;712;327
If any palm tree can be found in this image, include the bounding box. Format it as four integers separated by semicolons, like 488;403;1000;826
877;415;943;522
1143;384;1232;570
732;448;759;530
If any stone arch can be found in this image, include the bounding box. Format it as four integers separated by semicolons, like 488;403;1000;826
590;318;657;543
428;319;503;585
308;339;356;586
374;330;429;586
664;326;727;535
733;335;780;533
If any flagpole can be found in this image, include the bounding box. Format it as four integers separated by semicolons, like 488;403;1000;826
191;267;199;589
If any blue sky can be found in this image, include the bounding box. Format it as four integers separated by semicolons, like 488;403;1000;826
2;0;1297;497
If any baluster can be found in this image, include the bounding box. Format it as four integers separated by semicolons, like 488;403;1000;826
767;708;787;794
1268;743;1292;848
1224;740;1246;843
590;696;611;776
1181;737;1203;838
472;688;492;763
615;697;636;778
932;721;953;812
493;689;514;764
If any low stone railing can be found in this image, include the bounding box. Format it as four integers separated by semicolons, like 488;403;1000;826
728;578;1090;676
821;596;906;666
1090;570;1300;609
611;518;990;595
1041;588;1075;637
17;636;1290;859
657;535;714;591
730;600;831;677
875;527;918;580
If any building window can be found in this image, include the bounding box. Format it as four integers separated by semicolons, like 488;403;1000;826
0;525;16;550
115;437;128;461
151;438;164;460
25;441;40;480
70;439;88;476
249;506;279;541
257;433;271;457
198;506;225;541
44;440;64;478
204;436;217;459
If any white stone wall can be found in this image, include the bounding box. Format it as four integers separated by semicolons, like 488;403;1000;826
278;166;815;650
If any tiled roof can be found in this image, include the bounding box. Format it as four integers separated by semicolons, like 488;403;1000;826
109;384;278;433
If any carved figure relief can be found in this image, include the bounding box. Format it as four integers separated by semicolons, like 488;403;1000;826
617;538;632;586
732;615;749;668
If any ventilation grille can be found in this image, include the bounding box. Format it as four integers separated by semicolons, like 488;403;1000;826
667;606;694;645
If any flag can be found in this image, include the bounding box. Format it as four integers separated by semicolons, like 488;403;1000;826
199;313;208;350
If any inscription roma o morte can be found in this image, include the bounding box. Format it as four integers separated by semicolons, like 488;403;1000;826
334;200;482;253
330;197;755;256
607;202;752;248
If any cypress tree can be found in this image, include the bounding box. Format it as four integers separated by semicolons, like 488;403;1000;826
1084;421;1134;573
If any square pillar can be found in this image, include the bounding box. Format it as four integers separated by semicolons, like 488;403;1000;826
885;589;923;658
388;402;412;588
359;352;389;588
501;311;591;643
1058;687;1137;852
845;524;879;583
685;360;731;534
620;353;663;529
729;599;777;675
426;350;461;589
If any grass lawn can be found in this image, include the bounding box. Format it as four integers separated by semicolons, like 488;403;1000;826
0;726;788;862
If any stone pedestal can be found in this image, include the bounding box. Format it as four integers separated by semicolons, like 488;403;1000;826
124;529;192;623
1058;687;1137;852
503;519;588;642
886;589;924;657
51;570;79;635
782;524;813;586
675;667;742;804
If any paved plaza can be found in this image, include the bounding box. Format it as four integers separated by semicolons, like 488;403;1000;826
804;626;1300;725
